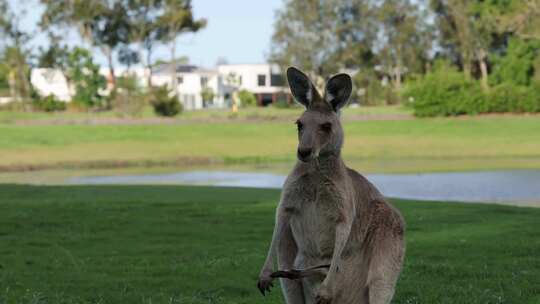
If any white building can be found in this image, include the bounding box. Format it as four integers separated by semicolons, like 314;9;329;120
30;68;72;102
217;63;289;106
151;63;289;110
30;63;289;111
30;67;148;102
151;64;233;110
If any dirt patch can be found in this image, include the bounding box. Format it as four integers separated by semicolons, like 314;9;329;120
0;157;222;173
12;114;414;126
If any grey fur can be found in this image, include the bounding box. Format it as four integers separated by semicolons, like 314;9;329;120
257;68;405;304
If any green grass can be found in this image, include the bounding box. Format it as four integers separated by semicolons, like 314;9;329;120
0;185;539;303
1;113;540;173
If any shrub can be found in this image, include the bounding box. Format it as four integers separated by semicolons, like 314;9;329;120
149;86;182;117
32;95;66;112
237;89;256;107
0;100;25;111
354;70;399;105
273;92;296;108
111;76;145;117
403;64;487;117
201;87;215;106
273;98;291;108
488;83;540;113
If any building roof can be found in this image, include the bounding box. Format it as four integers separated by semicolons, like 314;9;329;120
152;63;199;75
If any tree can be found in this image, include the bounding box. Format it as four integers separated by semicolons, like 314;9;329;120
118;46;140;71
158;0;206;92
0;0;33;104
270;0;347;88
65;47;107;108
430;0;522;92
332;0;378;67
496;0;540;40
430;0;475;78
0;61;9;95
377;0;434;92
40;0;131;87
467;0;509;91
37;32;69;69
125;0;165;87
490;38;540;86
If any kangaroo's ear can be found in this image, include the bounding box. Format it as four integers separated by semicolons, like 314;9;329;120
324;73;352;111
287;67;313;108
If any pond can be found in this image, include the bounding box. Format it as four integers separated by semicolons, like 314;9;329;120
68;170;540;207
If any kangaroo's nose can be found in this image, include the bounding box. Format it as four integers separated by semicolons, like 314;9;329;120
297;147;312;161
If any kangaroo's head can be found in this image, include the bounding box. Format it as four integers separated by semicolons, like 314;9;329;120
287;67;352;163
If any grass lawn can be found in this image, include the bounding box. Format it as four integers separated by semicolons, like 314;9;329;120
1;112;540;173
0;185;539;303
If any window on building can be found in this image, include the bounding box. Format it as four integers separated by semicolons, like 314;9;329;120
257;74;266;86
239;75;242;85
200;76;208;87
270;74;284;87
177;76;183;84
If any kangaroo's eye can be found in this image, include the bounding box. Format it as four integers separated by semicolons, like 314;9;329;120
296;121;303;132
320;123;332;132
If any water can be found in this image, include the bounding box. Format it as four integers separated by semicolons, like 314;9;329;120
68;170;540;205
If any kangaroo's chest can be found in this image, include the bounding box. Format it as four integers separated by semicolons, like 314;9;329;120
282;175;345;258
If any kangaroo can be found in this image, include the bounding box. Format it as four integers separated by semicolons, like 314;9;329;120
257;67;405;304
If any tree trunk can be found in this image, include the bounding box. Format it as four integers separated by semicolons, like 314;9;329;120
15;54;31;108
425;61;432;74
8;70;17;102
105;47;116;89
139;44;153;89
463;60;472;79
479;59;489;92
144;46;153;88
170;36;177;94
394;66;402;91
478;49;489;92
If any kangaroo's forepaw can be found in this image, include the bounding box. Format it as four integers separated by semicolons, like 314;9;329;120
316;284;332;304
316;294;332;304
256;274;274;296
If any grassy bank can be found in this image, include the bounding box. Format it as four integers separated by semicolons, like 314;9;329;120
1;113;540;173
0;185;539;303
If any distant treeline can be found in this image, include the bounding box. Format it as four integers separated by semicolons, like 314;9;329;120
271;0;540;116
0;0;205;111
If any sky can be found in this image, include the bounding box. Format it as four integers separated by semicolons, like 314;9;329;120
14;0;284;68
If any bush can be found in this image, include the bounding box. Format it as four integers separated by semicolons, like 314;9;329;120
488;83;540;113
201;87;215;106
404;61;540;117
149;86;182;117
111;76;145;117
32;95;66;112
273;92;296;108
403;64;488;117
0;100;26;111
273;98;293;108
354;70;398;105
237;89;256;107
